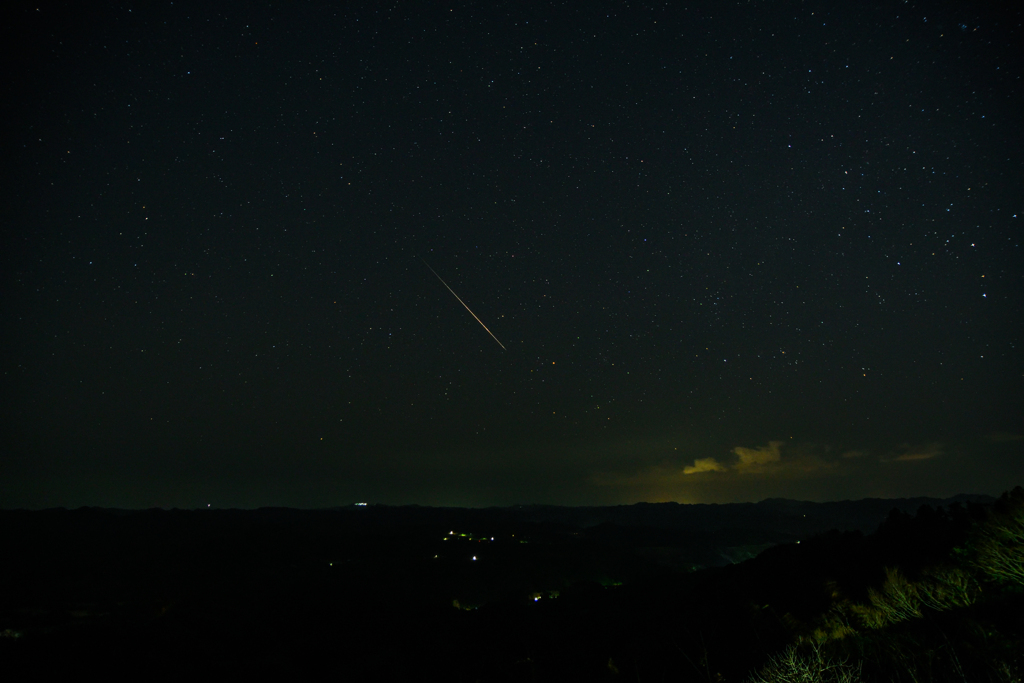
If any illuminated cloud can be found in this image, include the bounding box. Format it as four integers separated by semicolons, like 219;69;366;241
590;436;870;502
636;442;790;480
683;457;727;475
892;443;943;462
733;441;784;472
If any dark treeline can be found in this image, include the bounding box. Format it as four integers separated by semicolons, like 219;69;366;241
1;490;1020;681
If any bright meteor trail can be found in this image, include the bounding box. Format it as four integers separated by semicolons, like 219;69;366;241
421;258;506;350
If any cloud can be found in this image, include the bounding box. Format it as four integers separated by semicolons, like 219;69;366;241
841;449;868;459
678;442;787;476
733;441;784;472
683;457;728;475
892;443;943;462
589;437;850;498
985;432;1024;443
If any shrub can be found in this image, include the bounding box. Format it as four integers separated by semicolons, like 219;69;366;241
847;564;978;630
747;642;862;683
916;565;978;611
851;568;922;629
807;610;858;645
970;495;1024;587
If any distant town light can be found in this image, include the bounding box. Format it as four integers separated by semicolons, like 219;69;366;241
355;502;367;506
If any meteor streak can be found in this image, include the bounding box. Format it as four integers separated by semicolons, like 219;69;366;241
421;258;506;350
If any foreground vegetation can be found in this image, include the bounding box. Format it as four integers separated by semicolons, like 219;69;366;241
747;487;1023;683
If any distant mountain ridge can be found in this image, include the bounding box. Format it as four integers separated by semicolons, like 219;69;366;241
6;494;997;552
473;494;997;538
14;493;995;537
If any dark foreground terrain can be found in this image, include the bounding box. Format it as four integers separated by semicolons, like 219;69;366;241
2;491;1021;681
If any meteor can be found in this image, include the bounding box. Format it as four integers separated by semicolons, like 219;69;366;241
421;258;506;350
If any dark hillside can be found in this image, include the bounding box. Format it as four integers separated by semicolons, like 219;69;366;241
0;492;1018;681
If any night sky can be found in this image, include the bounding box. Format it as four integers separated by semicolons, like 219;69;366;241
3;1;1021;509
